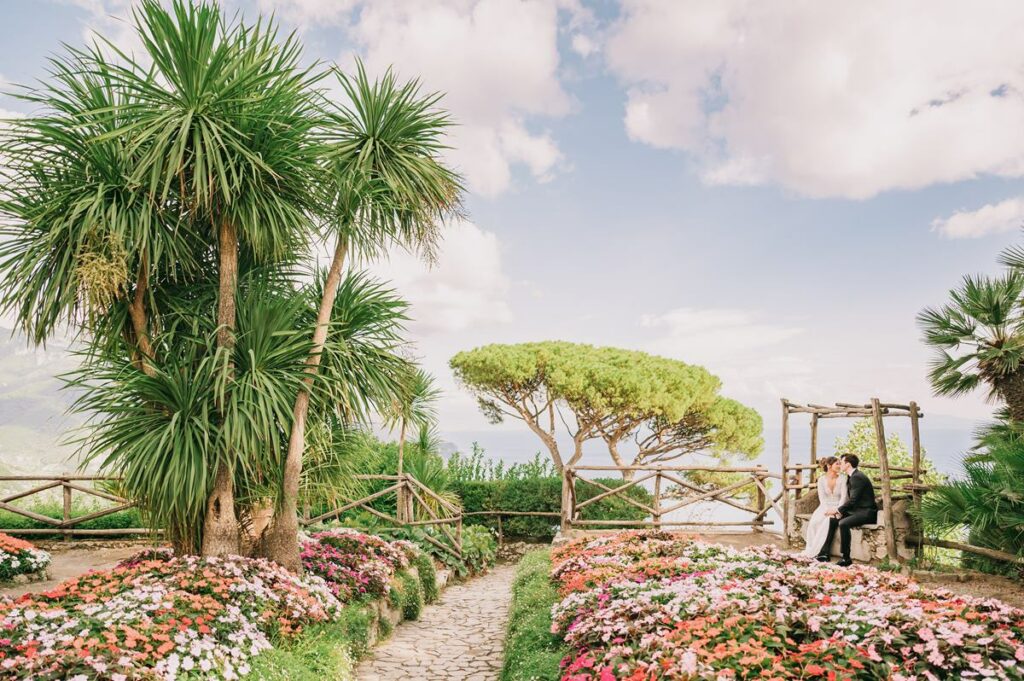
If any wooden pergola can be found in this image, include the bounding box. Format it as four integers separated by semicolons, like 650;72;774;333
780;398;924;560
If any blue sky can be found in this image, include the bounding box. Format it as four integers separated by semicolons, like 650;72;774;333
2;1;1023;472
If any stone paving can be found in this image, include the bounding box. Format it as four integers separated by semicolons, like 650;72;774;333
356;563;517;680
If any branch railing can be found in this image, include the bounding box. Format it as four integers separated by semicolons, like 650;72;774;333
780;398;925;561
561;464;782;531
300;474;463;559
0;475;147;538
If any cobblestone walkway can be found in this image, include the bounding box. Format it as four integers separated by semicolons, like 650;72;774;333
356;563;517;680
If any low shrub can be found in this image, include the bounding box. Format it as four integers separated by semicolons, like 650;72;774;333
454;524;497;577
327;517;495;580
453;476;653;540
500;550;568;681
301;529;417;603
550;531;1024;679
0;552;341;680
0;532;50;582
395;570;424;620
411;551;439;604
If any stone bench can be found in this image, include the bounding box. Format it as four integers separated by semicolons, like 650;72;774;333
791;492;915;562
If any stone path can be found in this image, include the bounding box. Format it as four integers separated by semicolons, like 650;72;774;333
356;563;517;680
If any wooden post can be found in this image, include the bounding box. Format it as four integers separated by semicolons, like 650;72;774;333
396;421;406;524
781;399;792;547
753;469;766;533
870;398;898;561
653;472;662;529
62;480;72;542
560;468;573;532
497;514;504;545
810;414;819;484
909;400;923;557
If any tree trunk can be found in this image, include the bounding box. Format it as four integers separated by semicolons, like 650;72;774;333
127;257;156;378
202;219;241;557
522;416;563;473
261;237;349;572
998;371;1024;422
606;439;635;481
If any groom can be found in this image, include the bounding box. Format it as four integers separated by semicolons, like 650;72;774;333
817;454;878;567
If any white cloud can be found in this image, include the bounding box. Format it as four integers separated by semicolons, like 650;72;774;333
257;0;358;28
932;197;1024;239
571;33;597;58
340;0;571;197
639;307;810;410
370;219;512;335
606;0;1024;198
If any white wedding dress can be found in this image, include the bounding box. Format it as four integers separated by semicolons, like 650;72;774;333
801;474;848;557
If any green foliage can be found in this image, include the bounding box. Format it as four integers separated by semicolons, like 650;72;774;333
450;342;762;471
248;622;355;681
67;271;410;551
335;606;375;659
918;272;1024;419
411;552;439;604
833;418;945;486
447;447;653;539
921;421;1024;575
458;525;498;575
446;445;555;482
500;550;567;681
394;570;424;620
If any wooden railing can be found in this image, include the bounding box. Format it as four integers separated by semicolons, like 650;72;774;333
301;474;463;559
0;475;148;538
560;465;783;531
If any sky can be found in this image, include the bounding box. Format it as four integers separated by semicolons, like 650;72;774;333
2;0;1023;473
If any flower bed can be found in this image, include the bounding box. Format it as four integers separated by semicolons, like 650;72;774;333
0;551;340;680
302;529;417;603
550;531;1024;680
0;532;50;583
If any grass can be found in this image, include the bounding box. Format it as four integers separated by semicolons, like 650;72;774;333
249;594;392;680
500;549;568;681
248;621;356;681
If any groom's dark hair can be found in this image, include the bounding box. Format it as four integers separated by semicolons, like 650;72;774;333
842;454;860;468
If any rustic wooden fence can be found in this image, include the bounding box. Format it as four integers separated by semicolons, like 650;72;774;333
0;475;148;539
560;464;783;531
301;474;464;559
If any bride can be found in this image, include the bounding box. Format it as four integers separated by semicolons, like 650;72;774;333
801;456;847;558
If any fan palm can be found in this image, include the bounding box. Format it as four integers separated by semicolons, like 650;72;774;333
918;273;1024;421
921;421;1024;564
264;63;462;570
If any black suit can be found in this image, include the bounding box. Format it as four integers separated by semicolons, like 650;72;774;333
818;469;878;560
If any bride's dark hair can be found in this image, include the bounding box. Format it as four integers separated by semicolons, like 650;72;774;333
819;456;838;472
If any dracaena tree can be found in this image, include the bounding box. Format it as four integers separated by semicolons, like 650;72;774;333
260;64;462;571
0;0;459;563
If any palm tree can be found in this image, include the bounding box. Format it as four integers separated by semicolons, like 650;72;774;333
921;420;1024;563
387;369;442;514
262;64;462;571
1;0;325;556
918;272;1024;422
